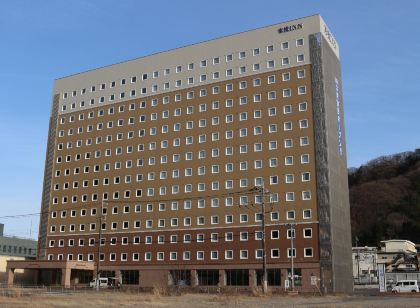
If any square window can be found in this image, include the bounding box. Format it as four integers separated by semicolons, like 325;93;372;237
304;247;313;257
299;119;308;128
271;249;280;258
287;248;296;258
302;191;311;200
285;174;294;183
225;250;233;259
299;102;308;111
304;228;312;238
286;192;295;201
297;70;305;78
303;209;312;219
287;211;295;220
283;105;292;114
298;86;306;95
297;54;305;62
238;250;248;260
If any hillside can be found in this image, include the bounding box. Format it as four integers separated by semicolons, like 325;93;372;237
349;149;420;246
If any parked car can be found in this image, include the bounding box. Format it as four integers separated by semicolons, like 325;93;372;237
391;280;419;293
89;277;109;288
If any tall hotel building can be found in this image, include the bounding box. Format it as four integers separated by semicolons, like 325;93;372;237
36;15;352;292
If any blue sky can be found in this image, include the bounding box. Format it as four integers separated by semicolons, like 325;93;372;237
0;0;419;238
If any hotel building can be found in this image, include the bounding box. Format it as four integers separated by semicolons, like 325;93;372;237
28;14;352;292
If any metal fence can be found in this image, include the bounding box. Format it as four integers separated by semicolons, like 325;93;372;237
0;284;129;297
0;283;292;298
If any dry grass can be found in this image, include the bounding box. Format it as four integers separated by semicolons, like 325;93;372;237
1;290;420;308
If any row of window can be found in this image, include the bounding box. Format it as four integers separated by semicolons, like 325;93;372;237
59;104;308;142
49;209;313;233
48;247;313;263
56;137;310;169
0;244;36;255
59;120;309;145
52;185;311;205
49;228;312;249
61;40;306;102
52;199;313;218
60;86;308;128
56;142;310;173
61;80;307;112
54;173;311;196
54;153;311;180
57;124;310;153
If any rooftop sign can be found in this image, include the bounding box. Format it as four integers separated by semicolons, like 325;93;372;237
278;23;303;34
320;18;340;59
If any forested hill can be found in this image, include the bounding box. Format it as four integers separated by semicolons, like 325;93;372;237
349;149;420;246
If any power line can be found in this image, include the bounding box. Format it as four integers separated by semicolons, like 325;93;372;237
0;187;263;220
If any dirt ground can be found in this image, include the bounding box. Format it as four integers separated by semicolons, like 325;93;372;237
1;292;420;307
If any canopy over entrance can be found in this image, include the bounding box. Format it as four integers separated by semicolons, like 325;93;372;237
6;260;94;288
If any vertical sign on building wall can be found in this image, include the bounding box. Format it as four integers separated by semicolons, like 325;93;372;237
335;77;343;157
378;264;386;292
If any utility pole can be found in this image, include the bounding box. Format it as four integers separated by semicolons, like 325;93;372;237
286;223;295;291
248;185;270;293
260;183;268;294
96;200;105;291
355;236;360;283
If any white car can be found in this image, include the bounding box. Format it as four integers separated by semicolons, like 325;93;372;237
89;277;109;288
391;280;419;293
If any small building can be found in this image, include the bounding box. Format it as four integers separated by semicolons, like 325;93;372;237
377;240;418;272
0;223;38;284
380;240;416;254
352;247;378;284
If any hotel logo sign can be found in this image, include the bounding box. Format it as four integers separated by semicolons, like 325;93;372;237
320;19;340;59
278;23;303;34
323;25;337;50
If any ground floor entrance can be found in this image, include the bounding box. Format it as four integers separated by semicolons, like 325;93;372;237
93;264;321;292
6;260;320;292
6;260;94;288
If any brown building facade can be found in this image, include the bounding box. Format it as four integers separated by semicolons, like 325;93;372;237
37;15;352;292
